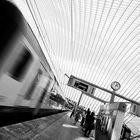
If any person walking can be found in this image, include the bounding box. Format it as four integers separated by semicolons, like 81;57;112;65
73;110;81;125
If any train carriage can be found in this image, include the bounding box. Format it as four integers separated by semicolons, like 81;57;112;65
0;0;65;114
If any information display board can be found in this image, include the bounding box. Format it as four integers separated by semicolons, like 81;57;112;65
67;75;96;95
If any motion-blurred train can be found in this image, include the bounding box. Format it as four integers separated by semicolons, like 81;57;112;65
0;0;66;114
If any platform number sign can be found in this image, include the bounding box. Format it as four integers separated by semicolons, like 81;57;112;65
74;81;88;92
67;75;95;95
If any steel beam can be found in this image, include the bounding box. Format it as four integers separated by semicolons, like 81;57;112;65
90;83;140;106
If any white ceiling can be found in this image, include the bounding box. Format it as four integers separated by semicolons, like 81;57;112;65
14;0;140;136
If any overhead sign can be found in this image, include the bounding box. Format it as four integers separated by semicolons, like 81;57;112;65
67;75;95;95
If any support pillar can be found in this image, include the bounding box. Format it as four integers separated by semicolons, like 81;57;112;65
110;91;115;103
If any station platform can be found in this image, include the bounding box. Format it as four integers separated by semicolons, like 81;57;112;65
0;112;95;140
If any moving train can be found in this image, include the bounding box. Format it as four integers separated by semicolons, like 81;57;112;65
0;0;66;114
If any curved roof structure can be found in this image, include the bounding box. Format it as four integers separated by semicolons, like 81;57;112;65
14;0;140;136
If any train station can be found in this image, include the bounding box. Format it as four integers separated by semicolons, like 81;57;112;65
0;0;140;139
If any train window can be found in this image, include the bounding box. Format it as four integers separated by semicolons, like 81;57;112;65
9;48;32;81
39;80;50;103
25;69;42;100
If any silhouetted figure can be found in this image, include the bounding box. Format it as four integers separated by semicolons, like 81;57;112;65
82;108;91;131
85;108;91;124
84;111;95;137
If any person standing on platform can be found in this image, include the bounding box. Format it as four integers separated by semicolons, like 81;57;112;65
73;110;81;125
82;108;91;131
84;111;95;137
86;108;91;118
85;108;91;125
70;107;76;118
80;110;86;126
